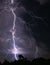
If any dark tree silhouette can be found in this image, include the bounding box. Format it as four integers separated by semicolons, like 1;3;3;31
18;55;24;60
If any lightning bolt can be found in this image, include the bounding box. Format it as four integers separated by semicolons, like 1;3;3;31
11;8;16;47
8;0;25;60
11;8;18;60
8;0;19;60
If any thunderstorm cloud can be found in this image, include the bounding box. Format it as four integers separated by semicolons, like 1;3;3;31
0;0;50;63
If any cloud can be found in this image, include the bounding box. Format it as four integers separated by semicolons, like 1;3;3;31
37;0;48;4
0;0;50;62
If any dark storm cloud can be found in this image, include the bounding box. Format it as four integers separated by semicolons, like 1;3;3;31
37;0;47;4
17;0;50;57
36;0;50;4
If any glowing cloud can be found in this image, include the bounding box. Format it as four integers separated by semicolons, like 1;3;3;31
8;43;23;60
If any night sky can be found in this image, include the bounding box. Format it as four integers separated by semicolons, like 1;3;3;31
0;0;50;63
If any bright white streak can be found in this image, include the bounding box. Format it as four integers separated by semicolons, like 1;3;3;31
10;8;18;60
11;8;16;46
8;7;26;60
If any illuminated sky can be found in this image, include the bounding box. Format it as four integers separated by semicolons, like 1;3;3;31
0;0;50;63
